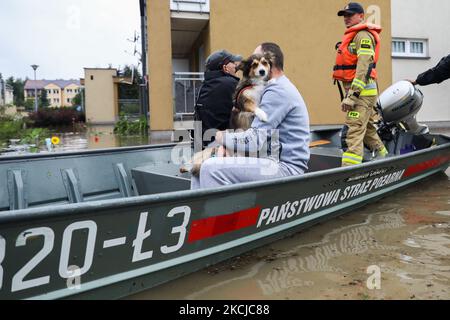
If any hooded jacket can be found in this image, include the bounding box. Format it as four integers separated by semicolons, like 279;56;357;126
194;70;240;137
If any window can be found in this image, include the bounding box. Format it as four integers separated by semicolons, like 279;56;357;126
392;38;428;58
67;98;71;103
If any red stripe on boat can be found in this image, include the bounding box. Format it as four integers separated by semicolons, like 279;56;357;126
188;207;261;243
403;154;450;178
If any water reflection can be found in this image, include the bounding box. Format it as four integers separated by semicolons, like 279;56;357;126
0;126;166;156
182;209;405;299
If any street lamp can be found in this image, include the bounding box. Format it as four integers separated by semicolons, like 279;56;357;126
31;64;39;112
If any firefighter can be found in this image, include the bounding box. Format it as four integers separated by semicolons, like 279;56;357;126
333;2;388;167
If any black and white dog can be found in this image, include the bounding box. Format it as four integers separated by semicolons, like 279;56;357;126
181;53;272;176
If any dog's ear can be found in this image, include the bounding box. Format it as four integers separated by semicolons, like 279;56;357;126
240;59;252;78
264;53;274;68
236;59;246;72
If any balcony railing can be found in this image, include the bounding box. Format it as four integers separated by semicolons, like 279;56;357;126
170;0;210;13
173;72;204;120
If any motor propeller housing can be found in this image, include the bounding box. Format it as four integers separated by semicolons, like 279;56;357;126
377;80;429;134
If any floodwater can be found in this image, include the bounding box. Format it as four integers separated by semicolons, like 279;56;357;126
0;125;172;156
127;169;450;300
127;129;450;300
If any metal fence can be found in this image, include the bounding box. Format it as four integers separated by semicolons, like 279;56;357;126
173;72;204;120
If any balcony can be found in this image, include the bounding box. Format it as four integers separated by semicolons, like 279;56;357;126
170;0;209;76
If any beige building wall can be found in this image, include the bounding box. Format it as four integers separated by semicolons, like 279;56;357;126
147;0;174;131
4;88;14;106
208;0;392;125
62;83;81;107
84;68;118;124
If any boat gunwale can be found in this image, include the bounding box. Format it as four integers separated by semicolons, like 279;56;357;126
0;125;345;162
0;142;190;163
1;136;450;224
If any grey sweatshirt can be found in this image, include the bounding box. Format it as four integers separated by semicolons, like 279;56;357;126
222;75;310;174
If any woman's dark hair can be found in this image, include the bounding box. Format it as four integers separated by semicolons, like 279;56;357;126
260;42;284;71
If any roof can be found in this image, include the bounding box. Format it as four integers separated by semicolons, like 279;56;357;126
84;67;118;71
24;79;81;90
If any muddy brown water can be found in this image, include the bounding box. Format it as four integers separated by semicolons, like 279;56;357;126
127;129;450;300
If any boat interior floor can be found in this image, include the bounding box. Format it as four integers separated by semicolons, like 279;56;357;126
131;132;443;196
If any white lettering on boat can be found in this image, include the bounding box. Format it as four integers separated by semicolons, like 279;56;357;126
132;212;154;262
0;236;5;290
1;205;193;296
59;221;97;279
12;227;55;292
161;206;191;254
257;169;405;229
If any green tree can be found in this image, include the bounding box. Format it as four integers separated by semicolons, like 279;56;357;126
39;89;50;108
6;77;26;107
24;98;35;111
72;89;85;108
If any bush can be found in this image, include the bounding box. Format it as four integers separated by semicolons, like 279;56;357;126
114;113;148;136
0;116;24;141
0;116;50;145
20;128;51;145
24;98;35;111
28;108;85;127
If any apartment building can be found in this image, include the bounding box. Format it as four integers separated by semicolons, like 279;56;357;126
24;79;81;107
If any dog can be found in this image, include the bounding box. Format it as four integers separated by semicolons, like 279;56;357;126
230;53;271;129
181;53;272;176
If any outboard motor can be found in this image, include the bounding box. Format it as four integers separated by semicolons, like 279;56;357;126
377;80;429;135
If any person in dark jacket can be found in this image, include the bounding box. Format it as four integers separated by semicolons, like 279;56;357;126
410;54;450;86
194;50;242;146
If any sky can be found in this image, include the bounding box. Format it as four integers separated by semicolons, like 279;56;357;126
0;0;141;81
